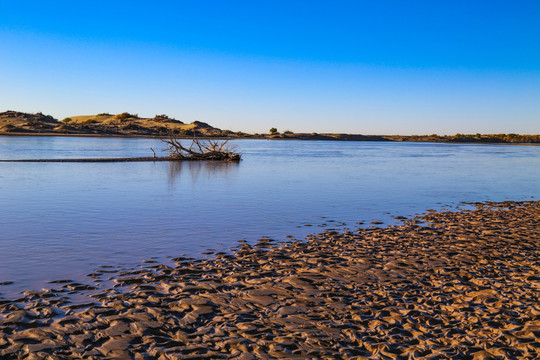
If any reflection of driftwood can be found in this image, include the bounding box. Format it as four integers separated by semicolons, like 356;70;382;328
162;136;241;161
166;158;240;185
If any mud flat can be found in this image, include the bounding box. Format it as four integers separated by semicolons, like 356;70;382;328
0;201;538;359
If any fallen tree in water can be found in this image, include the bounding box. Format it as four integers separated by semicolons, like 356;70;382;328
162;136;241;161
0;137;241;163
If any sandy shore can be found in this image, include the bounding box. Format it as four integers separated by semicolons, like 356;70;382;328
0;201;538;359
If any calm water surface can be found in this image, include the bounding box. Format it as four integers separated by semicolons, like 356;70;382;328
1;137;539;298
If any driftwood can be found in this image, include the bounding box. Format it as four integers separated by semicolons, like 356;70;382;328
162;136;241;161
0;136;241;163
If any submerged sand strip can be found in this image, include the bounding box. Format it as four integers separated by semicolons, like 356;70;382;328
0;201;539;359
0;157;179;162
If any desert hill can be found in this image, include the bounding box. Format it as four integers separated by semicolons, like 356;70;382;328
0;110;59;133
0;111;229;137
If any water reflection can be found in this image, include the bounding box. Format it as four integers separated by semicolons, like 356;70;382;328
167;160;240;186
0;138;539;299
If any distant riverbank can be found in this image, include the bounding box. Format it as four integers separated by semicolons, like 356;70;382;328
2;130;540;145
1;111;539;143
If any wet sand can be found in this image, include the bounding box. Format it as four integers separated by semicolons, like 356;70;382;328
0;201;538;359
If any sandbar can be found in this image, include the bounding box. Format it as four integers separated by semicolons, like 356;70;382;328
0;201;538;358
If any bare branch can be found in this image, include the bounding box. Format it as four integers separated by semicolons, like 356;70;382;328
161;133;241;161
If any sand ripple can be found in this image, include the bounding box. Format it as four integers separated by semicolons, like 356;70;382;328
0;201;539;359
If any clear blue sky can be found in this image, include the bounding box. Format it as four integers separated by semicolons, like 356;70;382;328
1;1;539;134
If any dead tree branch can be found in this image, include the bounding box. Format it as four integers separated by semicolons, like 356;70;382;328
161;134;241;161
